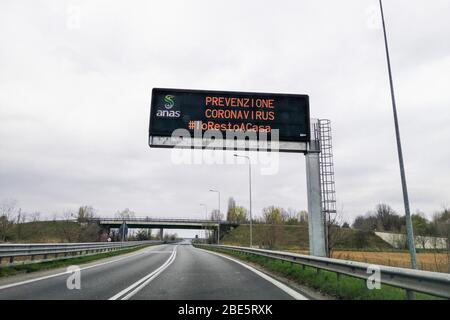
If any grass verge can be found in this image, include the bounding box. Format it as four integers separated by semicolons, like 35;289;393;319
0;245;153;278
198;246;442;300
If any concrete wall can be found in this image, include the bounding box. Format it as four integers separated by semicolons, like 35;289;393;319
375;232;448;249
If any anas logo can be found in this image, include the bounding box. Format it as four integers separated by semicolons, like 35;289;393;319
164;95;175;109
157;95;180;118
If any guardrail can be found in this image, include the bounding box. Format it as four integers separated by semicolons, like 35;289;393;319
195;244;450;299
0;240;163;266
91;217;236;225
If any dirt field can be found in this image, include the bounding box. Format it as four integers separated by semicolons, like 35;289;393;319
288;249;449;273
332;251;449;273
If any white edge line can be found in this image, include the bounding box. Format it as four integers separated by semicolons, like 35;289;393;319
0;245;165;291
109;246;177;300
121;248;177;300
197;247;308;300
108;247;176;300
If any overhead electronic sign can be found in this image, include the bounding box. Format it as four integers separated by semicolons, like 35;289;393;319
149;88;310;152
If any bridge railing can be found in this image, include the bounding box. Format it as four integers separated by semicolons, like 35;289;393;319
0;240;162;266
92;217;237;225
194;244;450;299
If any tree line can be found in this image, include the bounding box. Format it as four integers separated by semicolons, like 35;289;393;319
220;197;308;225
221;197;449;239
1;197;448;248
218;197;449;254
352;203;450;240
0;200;178;243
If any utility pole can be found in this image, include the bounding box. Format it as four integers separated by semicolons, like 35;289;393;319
234;154;253;248
379;0;417;274
209;189;221;244
200;203;208;242
121;220;126;243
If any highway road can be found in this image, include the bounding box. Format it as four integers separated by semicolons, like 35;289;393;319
0;243;307;300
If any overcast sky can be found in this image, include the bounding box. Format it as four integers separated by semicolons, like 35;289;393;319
1;0;449;236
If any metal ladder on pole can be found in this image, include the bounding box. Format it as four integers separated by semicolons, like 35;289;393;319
318;119;337;256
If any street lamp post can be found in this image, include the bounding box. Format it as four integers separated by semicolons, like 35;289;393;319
200;203;208;219
200;203;208;242
121;220;126;243
379;0;417;272
209;189;221;244
234;154;253;248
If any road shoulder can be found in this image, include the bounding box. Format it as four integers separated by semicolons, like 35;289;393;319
197;246;335;300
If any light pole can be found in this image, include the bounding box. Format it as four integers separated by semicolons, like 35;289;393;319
121;220;126;243
379;0;417;273
209;189;221;244
200;203;208;242
234;154;253;248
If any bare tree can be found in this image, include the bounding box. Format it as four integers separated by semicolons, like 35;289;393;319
29;211;41;222
283;208;302;225
59;211;77;242
74;206;100;242
432;207;450;273
352;203;404;232
374;203;403;232
77;205;96;222
298;210;308;223
0;199;18;242
115;208;135;219
326;210;347;257
15;208;27;241
210;209;223;221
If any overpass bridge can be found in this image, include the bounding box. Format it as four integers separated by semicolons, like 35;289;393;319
91;217;239;242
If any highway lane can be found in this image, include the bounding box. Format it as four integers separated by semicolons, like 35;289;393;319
0;243;307;300
131;244;303;300
0;244;174;300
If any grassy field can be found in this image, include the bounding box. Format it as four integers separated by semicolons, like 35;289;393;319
199;246;442;300
9;221;84;243
221;224;392;250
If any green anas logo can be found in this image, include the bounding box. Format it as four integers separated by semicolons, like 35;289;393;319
164;95;175;109
157;94;180;118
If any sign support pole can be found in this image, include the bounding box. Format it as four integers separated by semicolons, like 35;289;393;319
305;152;327;257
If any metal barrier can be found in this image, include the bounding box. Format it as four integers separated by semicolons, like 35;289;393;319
0;240;162;265
91;217;236;225
195;244;450;299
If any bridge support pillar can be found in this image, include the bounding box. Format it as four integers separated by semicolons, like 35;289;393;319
217;224;220;245
212;227;221;245
306;152;327;257
159;228;164;241
212;229;217;244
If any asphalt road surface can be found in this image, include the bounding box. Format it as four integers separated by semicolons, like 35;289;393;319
0;243;307;300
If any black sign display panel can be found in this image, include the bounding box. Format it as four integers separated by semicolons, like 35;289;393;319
149;88;310;143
